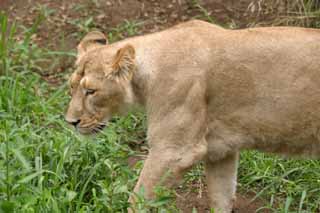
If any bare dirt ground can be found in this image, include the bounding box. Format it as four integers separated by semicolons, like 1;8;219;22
1;0;274;212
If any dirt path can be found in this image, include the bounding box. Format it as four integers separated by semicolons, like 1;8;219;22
2;0;270;212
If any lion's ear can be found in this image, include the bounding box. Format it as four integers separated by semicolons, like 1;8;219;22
106;44;136;82
77;31;107;60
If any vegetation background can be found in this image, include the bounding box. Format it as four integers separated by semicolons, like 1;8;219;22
1;0;320;212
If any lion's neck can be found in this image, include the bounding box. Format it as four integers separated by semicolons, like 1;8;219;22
115;37;156;108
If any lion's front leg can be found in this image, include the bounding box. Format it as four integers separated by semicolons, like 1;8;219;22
205;152;239;213
131;151;184;200
128;141;207;211
127;76;208;211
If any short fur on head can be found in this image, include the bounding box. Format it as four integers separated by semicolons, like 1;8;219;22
66;31;137;135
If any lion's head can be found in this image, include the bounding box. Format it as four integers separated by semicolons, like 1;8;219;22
65;31;137;134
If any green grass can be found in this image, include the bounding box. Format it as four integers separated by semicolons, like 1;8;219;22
0;12;175;212
1;4;320;212
239;152;320;212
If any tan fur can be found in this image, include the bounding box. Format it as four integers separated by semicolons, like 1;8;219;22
65;20;320;212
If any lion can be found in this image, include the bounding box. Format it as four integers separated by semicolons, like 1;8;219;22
65;20;320;212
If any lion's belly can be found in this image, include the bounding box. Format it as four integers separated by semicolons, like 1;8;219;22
208;98;320;158
242;112;320;158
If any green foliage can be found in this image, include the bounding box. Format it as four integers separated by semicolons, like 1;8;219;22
107;20;143;43
239;151;320;212
0;12;16;76
188;0;217;24
132;186;177;212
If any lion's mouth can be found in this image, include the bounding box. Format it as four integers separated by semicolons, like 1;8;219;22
77;123;106;135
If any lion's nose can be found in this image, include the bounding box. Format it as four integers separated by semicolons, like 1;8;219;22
66;118;81;127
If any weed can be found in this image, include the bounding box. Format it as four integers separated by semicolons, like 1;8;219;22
108;20;143;43
239;151;320;212
188;0;217;24
247;0;320;27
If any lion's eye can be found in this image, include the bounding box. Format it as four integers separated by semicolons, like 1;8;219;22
85;89;96;96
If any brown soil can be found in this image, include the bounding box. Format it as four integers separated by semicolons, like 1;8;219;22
176;188;269;213
2;0;275;211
